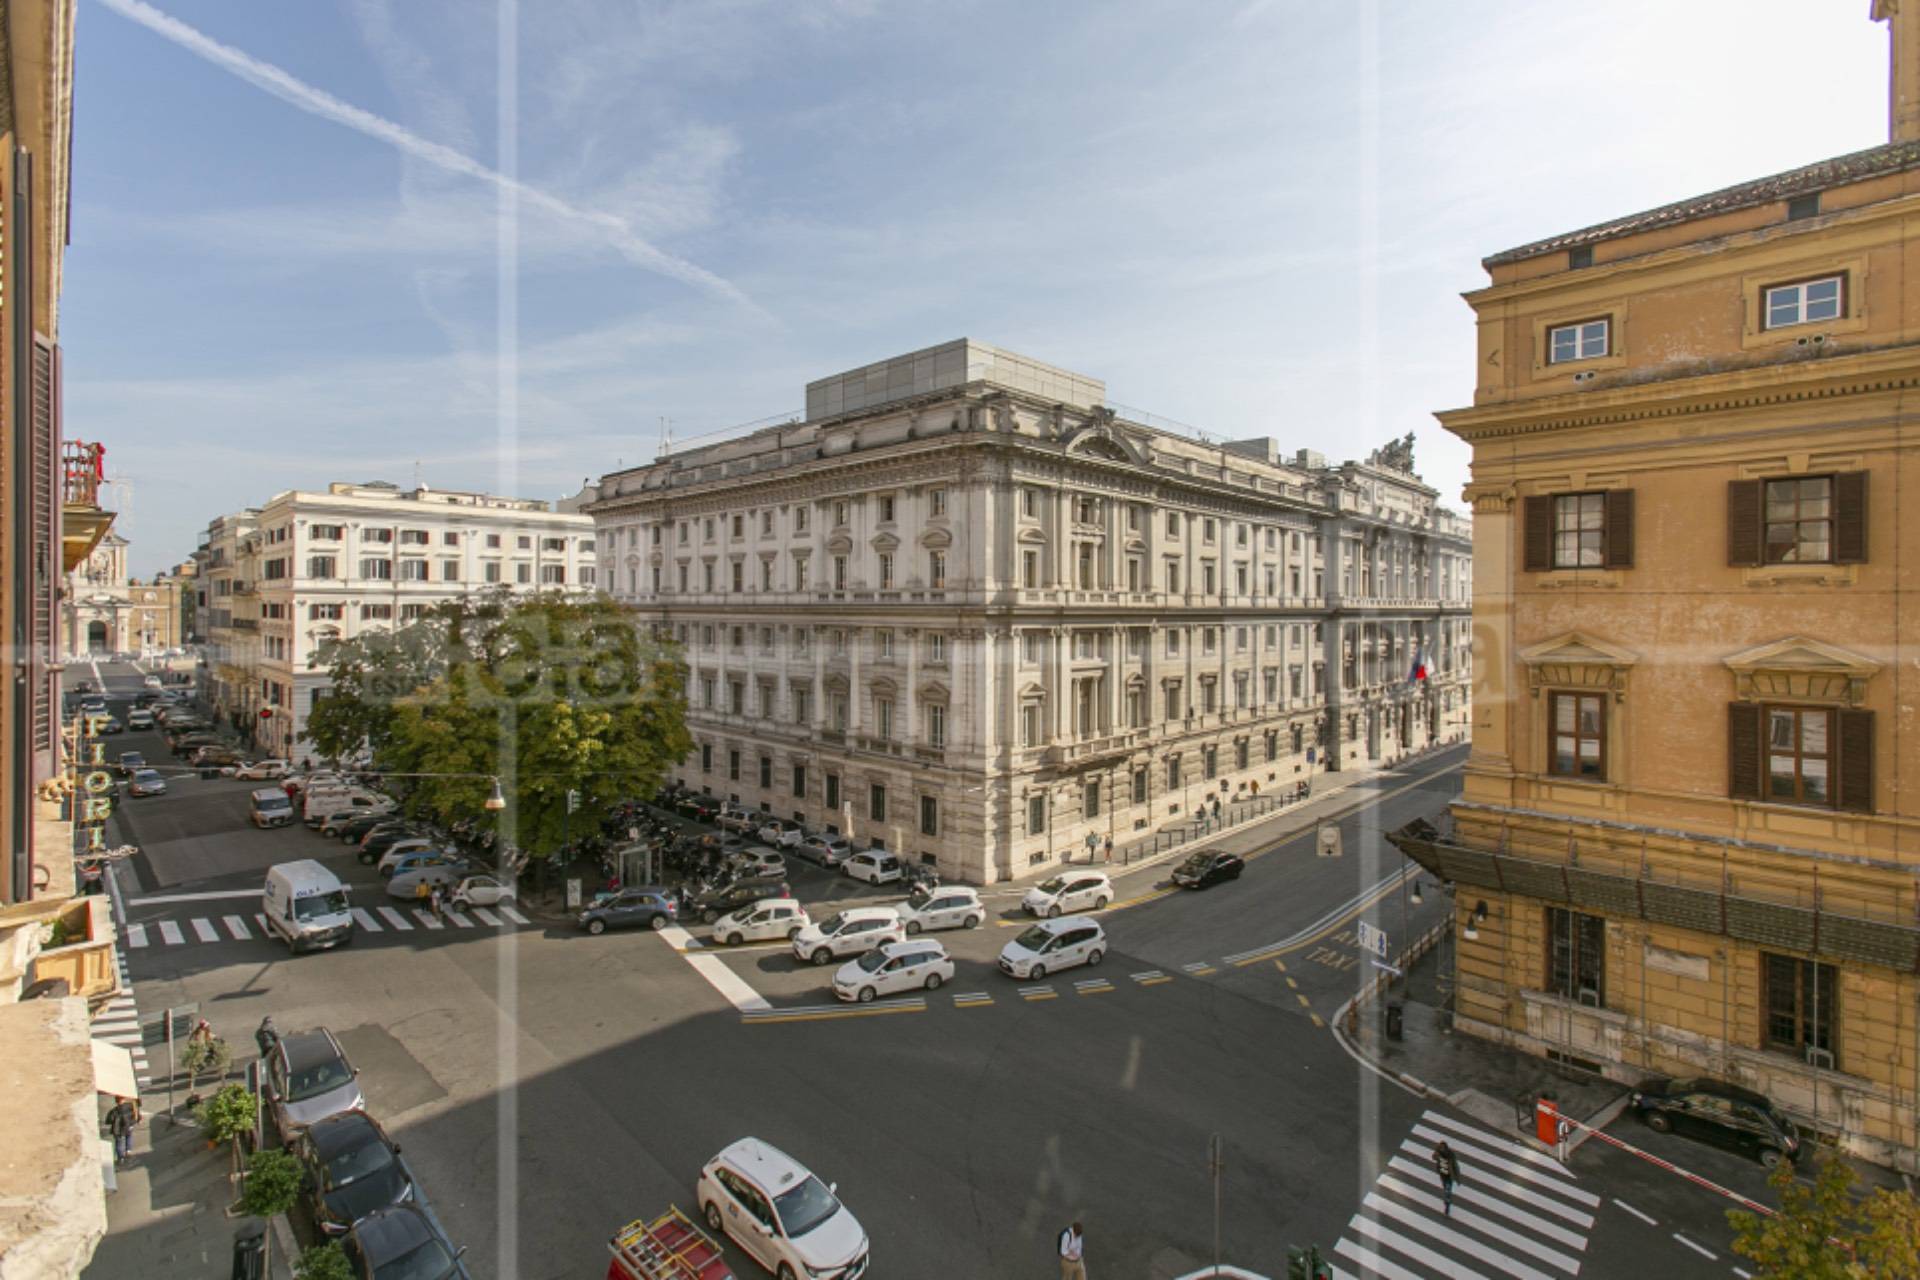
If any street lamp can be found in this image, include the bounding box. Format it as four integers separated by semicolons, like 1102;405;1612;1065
484;777;506;811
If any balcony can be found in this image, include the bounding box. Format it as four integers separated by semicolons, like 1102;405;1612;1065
59;441;116;572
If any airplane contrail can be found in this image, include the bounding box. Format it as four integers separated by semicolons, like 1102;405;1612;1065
97;0;765;316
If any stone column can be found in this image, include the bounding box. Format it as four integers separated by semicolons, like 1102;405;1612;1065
905;628;920;741
1461;488;1517;795
1052;627;1070;741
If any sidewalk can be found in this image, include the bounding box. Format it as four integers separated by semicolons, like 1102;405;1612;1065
84;1113;240;1279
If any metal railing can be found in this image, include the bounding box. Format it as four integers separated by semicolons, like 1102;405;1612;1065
1102;784;1317;866
62;440;106;506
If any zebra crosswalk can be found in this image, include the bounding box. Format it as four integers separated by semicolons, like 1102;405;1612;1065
91;950;154;1091
124;901;533;948
1330;1108;1600;1280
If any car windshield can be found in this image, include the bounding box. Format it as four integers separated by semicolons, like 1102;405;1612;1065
285;1054;353;1102
1014;925;1053;950
380;1236;458;1280
327;1133;394;1185
773;1175;842;1239
134;771;161;783
258;796;291;811
293;890;350;922
1177;854;1210;873
1035;877;1067;895
855;950;890;973
819;913;846;933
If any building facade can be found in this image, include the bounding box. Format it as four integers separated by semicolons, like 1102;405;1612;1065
1392;8;1920;1172
59;533;180;657
589;340;1472;884
197;481;596;761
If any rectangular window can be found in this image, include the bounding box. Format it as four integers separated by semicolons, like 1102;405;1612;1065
1027;793;1046;836
875;697;894;739
307;555;336;578
1234;739;1249;770
308;603;343;621
1022;489;1038;518
1203;747;1218;780
1547;908;1606;1006
1083;779;1101;819
732;515;744;538
792;687;811;724
400;529;429;546
360;558;393;580
1547;318;1609;363
928;551;946;589
1549;691;1606;779
1764;275;1843;330
761;559;774;591
361;603;392;620
482;561;500;583
878;553;894;588
927;704;946;748
794;507;809;534
792;764;807;797
825;774;840;812
869;784;887;823
830;692;848;731
540;564;566;584
441;560;460;581
1764;476;1834;564
927;633;947;662
879;496;896;523
728;750;741;781
833;556;848;590
362;528;394;544
759;756;773;788
793;556;809;591
517;563;532;584
920;795;939;837
399;559;430;582
1553;494;1605;568
929;488;948;517
729;680;744;714
310;524;342;541
1022;550;1039;589
834;501;850;527
1763;953;1836;1065
1132;768;1148;805
701;743;713;773
1021;701;1042;747
1166;756;1181;789
730;561;744;592
1767;705;1832;805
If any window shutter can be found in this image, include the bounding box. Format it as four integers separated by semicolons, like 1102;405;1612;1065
1603;489;1634;568
1836;708;1874;813
1727;702;1762;800
1523;496;1553;572
1726;480;1762;567
1833;471;1868;564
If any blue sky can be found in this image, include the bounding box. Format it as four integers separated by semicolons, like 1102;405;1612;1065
66;1;1891;577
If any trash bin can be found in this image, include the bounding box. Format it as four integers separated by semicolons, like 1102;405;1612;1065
1384;1003;1404;1040
231;1219;266;1280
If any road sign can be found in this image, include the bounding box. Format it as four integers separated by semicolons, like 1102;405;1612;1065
1357;920;1388;960
566;788;581;814
139;1004;200;1047
1315;824;1343;858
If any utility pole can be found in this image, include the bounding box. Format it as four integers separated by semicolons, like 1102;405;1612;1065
1207;1132;1224;1277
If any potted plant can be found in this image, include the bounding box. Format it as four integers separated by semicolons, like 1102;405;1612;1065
199;1083;255;1148
239;1148;303;1278
295;1241;354;1280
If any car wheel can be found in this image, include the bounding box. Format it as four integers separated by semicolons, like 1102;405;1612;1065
1644;1111;1673;1134
1086;948;1105;967
1094;896;1110;910
965;914;983;929
905;920;922;935
704;1202;724;1234
586;919;606;936
724;932;743;947
702;910;719;925
858;986;876;1004
1047;904;1061;919
812;948;833;966
786;925;803;940
925;973;944;991
1030;964;1047;980
779;1266;798;1280
1759;1148;1785;1171
649;915;668;932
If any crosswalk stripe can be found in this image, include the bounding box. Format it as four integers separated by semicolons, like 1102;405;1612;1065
1385;1157;1589;1250
222;915;251;941
158;920;184;946
470;907;501;926
1334;1234;1445;1280
376;907;413;931
126;923;148;948
1374;1175;1581;1274
351;909;384;933
1348;1214;1494;1280
1408;1127;1601;1208
1422;1110;1579;1177
446;910;474;928
498;904;529;924
413;909;444;931
1362;1191;1552;1280
191;918;219;943
1401;1141;1595;1228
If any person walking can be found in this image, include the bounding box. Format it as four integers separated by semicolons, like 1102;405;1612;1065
1057;1222;1086;1280
105;1096;138;1166
429;884;445;922
1102;835;1113;864
1432;1140;1459;1215
255;1015;279;1060
414;879;431;915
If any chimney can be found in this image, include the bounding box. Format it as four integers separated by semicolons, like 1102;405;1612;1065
1878;0;1920;142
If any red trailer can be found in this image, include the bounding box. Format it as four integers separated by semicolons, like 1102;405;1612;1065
607;1207;734;1280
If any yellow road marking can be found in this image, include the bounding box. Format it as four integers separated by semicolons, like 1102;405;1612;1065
1273;960;1287;973
1285;977;1298;990
1137;976;1172;986
1077;986;1113;996
1024;992;1058;1001
1310;1013;1325;1028
1296;994;1312;1008
1229;873;1407;967
1188;966;1217;977
743;1004;924;1025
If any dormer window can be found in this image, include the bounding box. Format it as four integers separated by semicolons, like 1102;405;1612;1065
1764;275;1843;329
1548;319;1609;364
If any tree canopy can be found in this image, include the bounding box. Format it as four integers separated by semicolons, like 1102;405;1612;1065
1728;1153;1920;1279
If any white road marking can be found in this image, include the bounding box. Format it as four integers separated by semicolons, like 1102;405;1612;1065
191;918;219;943
158;921;184;946
1385;1158;1588;1251
470;906;501;926
1407;1127;1601;1207
1402;1140;1596;1228
126;923;148;948
445;910;474;928
1362;1190;1552;1280
1732;1269;1752;1279
1422;1110;1579;1177
1335;1235;1452;1280
376;907;412;931
253;914;270;934
1130;970;1165;980
1673;1234;1716;1262
222;915;251;940
129;889;265;906
1611;1197;1656;1226
1347;1215;1494;1280
1374;1175;1581;1273
351;909;383;933
413;910;444;931
498;904;529;924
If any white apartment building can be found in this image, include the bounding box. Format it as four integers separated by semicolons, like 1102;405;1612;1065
587;340;1472;884
196;481;595;760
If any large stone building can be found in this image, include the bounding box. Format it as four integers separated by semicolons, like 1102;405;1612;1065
1391;5;1920;1172
588;340;1472;884
59;532;180;656
197;481;595;761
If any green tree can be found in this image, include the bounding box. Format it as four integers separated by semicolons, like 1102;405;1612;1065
1729;1154;1920;1279
294;1242;355;1280
239;1148;302;1218
301;605;459;761
198;1083;255;1145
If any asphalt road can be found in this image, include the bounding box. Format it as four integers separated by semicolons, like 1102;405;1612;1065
86;657;1781;1280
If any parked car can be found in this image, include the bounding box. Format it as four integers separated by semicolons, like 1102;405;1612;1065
386;863;470;901
380;848;467;881
998;917;1107;980
833;939;954;1003
577;887;677;935
333;813;392;845
234;758;291;781
1171;850;1245;890
710;899;810;947
320;806;378;837
377;841;444;877
727;847;787;882
896;887;986;934
756;819;804;849
696;1140;868;1280
292;1109;415;1237
191;746;246;769
790;907;904;966
116;751;148;777
842;851;904;886
127;769;168;797
449;874;517;909
673;795;718;823
97;717;124;736
143;674;164;689
341;1205;469;1280
1630;1077;1801;1169
794;835;852;869
125;709;154;730
359;825;430;862
263;1028;364;1138
691;880;789;925
1022;871;1113;918
714;805;759;835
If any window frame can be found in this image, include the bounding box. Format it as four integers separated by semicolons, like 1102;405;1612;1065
1762;952;1836;1066
1547;690;1607;781
1764;704;1834;807
1546;907;1606;1006
1762;475;1836;566
1546;317;1610;364
1762;273;1845;331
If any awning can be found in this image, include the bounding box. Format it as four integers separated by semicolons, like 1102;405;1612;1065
90;1039;138;1100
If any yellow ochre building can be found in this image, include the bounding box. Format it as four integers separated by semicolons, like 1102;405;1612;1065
1393;4;1920;1171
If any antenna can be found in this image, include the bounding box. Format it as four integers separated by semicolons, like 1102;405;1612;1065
657;416;674;460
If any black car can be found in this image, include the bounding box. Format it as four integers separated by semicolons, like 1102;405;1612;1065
293;1109;415;1236
1630;1077;1801;1169
578;888;678;935
1171;850;1245;890
692;880;789;925
117;751;148;777
334;812;392;845
342;1205;467;1280
360;826;432;863
674;795;718;822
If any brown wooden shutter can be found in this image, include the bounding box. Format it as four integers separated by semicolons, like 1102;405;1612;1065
1727;702;1762;800
1832;471;1868;564
1603;488;1634;568
1727;480;1762;566
1523;496;1554;572
1836;708;1874;813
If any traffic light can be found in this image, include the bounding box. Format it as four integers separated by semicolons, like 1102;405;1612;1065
1286;1244;1330;1280
566;788;581;814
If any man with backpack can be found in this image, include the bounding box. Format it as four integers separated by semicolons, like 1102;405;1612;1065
1058;1221;1086;1279
1432;1140;1460;1215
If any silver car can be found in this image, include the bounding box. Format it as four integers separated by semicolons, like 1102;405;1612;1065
266;1028;364;1137
386;862;469;901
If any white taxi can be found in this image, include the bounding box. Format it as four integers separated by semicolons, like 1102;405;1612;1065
998;917;1107;980
896;886;985;934
832;939;954;1003
711;898;810;947
1021;870;1113;918
697;1139;869;1279
790;907;903;967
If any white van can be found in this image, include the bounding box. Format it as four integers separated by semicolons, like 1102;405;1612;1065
262;860;355;954
302;787;394;828
250;787;296;829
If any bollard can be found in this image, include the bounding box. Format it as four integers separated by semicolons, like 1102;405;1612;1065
230;1219;266;1280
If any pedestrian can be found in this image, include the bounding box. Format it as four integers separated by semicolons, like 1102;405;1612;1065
1211;798;1222;822
430;884;445;921
1102;835;1113;864
1432;1140;1459;1215
254;1015;279;1060
1057;1221;1086;1280
415;879;431;913
187;1018;214;1051
105;1095;138;1165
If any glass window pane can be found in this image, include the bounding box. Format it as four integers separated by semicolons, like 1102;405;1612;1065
1768;295;1799;325
1556;698;1576;732
1555;533;1578;564
1799;538;1828;562
1551;330;1576;361
1805;278;1839;303
1769;711;1797;749
1800;713;1827;754
1579;502;1605;530
1580;321;1607;354
1555;740;1576;774
1766;496;1797;521
1769;757;1798;797
1576;700;1602;734
1802;757;1829;801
